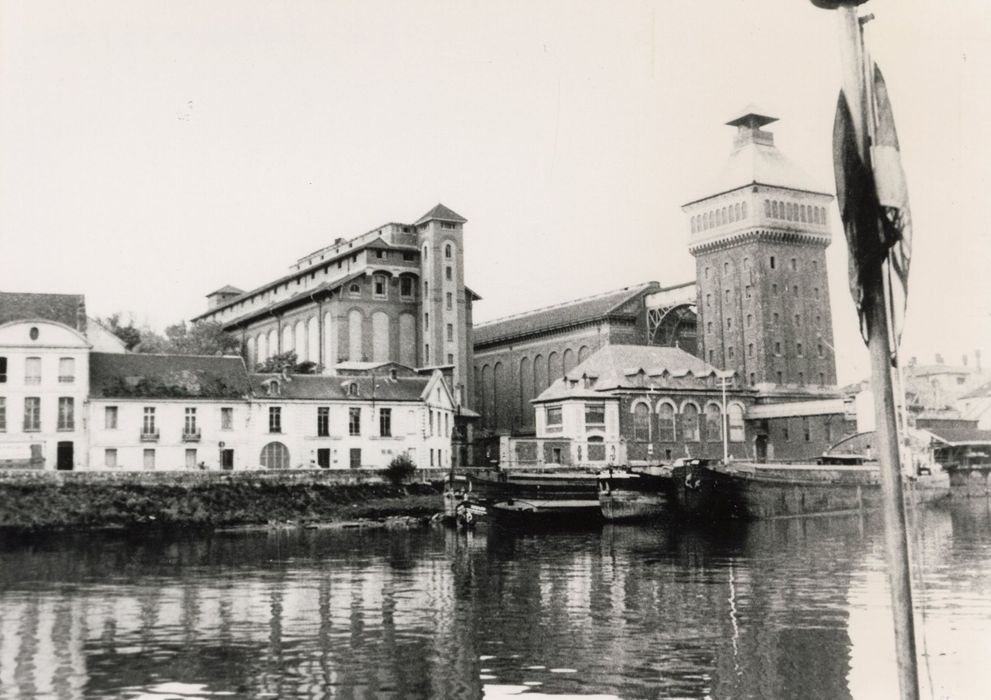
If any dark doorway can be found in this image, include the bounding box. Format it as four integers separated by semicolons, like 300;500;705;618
56;441;74;471
349;448;361;469
755;435;768;464
221;449;234;471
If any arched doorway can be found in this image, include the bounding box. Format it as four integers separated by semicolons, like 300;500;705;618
260;441;290;469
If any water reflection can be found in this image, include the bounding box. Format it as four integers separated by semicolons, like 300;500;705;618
0;501;989;699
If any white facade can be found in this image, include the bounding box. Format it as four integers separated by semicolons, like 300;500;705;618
87;399;250;470
249;371;456;470
0;320;90;470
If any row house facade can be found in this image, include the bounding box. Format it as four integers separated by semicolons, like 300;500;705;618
0;294;457;471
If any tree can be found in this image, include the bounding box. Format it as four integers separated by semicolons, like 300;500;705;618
384;454;417;486
164;320;241;356
100;314;239;356
255;351;318;374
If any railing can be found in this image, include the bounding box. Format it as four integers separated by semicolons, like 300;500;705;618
140;429;160;442
182;428;202;443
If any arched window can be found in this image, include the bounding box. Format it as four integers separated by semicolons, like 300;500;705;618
260;442;290;469
734;203;741;221
444;243;453;259
702;212;708;229
813;207;820;224
741;201;747;218
728;404;745;442
721;207;728;224
800;204;807;222
681;403;699;442
657;402;676;442
422;245;428;260
771;201;778;218
764;200;771;216
705;404;722;442
633;403;650;442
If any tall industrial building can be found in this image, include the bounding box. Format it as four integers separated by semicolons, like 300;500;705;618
683;108;838;391
194;204;478;408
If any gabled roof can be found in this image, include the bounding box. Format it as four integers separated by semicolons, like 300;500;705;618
208;285;245;297
89;353;251;399
534;344;722;402
250;373;431;402
474;282;659;347
0;291;86;330
414;203;466;226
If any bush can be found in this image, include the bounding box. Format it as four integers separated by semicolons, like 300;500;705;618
384;454;417;486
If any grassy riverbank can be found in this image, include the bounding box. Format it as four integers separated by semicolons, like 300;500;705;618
0;470;445;532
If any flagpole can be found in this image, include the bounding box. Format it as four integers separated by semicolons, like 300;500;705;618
830;4;921;698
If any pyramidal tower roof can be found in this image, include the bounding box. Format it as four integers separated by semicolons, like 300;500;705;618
414;203;467;226
685;107;827;205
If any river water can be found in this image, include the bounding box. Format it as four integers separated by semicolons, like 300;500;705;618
1;499;990;700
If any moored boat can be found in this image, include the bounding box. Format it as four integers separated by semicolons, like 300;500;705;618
486;498;603;528
597;466;676;521
672;456;951;520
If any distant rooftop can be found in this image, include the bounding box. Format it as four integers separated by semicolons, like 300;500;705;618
414;203;467;226
473;282;661;347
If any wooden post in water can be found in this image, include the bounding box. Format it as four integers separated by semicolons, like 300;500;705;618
830;3;921;698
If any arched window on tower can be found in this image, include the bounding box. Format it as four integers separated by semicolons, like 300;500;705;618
741;201;748;218
445;243;453;259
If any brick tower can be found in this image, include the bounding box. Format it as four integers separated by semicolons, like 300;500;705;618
683;108;837;390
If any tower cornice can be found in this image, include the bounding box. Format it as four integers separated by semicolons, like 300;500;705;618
688;228;831;255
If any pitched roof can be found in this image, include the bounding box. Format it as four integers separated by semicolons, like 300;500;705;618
535;344;722;402
208;285;245;296
962;380;991;400
926;427;991;446
250;373;430;401
685;115;828;204
219;271;365;329
0;291;86;330
473;282;659;347
89;352;252;399
414;203;466;226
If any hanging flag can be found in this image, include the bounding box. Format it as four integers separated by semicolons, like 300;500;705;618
831;63;912;355
870;65;912;351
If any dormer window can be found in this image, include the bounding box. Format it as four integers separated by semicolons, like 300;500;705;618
348;383;358;397
265;380;280;396
349;283;361;297
390;368;398;380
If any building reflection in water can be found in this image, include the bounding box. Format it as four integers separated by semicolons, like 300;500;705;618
0;502;989;699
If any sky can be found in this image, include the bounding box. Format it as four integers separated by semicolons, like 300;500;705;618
1;0;989;384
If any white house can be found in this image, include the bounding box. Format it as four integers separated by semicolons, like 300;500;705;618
0;319;90;470
249;363;455;470
86;352;253;470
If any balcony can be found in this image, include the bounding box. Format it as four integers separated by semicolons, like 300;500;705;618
140;429;160;442
182;428;202;443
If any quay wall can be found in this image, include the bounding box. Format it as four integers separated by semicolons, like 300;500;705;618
0;468;448;532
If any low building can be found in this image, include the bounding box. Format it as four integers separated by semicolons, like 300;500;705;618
86;352;252;470
521;344;750;468
249;364;455;470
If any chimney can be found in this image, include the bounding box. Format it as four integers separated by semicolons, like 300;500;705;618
935;353;944;365
76;299;87;333
963;354;969;367
977;349;983;372
909;356;917;367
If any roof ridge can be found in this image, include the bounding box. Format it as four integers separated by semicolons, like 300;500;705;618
92;351;244;360
476;282;656;328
